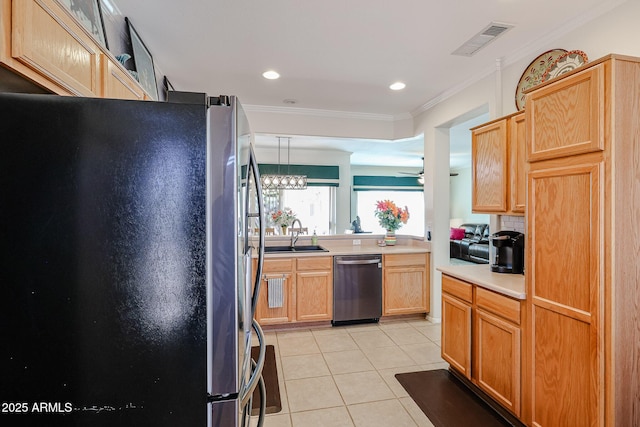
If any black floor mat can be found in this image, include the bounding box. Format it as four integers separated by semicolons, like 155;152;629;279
395;369;515;427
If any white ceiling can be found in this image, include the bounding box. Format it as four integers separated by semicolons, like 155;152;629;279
112;0;620;166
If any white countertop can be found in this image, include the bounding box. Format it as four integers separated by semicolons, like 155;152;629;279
437;264;526;300
256;234;430;258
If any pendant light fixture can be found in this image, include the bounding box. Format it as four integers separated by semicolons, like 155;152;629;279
260;136;307;190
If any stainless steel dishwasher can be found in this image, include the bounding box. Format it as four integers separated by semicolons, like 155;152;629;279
332;254;382;325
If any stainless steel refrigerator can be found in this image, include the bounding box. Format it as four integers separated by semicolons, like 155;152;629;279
0;92;266;426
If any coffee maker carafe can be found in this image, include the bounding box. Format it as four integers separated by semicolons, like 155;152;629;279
489;231;524;274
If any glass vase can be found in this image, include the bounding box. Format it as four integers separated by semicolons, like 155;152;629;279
385;229;397;246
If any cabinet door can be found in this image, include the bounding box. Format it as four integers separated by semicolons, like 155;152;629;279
102;56;144;100
472;119;508;213
476;308;521;417
510;112;526;214
441;292;472;379
254;273;293;325
526;65;604;162
11;0;100;96
528;162;603;426
295;270;332;321
254;258;294;325
383;266;428;315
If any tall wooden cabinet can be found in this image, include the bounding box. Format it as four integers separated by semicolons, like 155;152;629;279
524;54;640;427
471;111;526;215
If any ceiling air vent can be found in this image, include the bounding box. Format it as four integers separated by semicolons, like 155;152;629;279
452;22;514;57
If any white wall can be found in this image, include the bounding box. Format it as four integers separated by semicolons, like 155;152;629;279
450;167;490;225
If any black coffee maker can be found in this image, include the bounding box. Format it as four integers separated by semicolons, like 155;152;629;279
489;231;525;274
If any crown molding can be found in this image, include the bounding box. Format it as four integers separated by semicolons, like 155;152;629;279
244;104;412;122
411;0;626;118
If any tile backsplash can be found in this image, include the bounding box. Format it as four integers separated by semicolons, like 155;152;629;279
500;215;525;233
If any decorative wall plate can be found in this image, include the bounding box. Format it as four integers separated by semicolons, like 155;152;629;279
515;49;567;111
541;50;589;82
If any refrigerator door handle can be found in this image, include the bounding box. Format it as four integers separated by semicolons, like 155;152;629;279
240;319;266;408
248;147;265;317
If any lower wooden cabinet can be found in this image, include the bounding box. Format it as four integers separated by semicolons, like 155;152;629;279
254;256;332;325
476;307;521;416
254;258;294;325
295;257;333;321
255;252;430;325
441;291;472;378
383;253;430;315
441;274;523;418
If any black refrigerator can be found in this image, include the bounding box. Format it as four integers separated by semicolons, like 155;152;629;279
0;92;266;426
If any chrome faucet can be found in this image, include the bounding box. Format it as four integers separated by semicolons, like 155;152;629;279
290;218;302;248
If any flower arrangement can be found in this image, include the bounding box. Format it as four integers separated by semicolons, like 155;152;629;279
270;208;297;227
374;200;409;231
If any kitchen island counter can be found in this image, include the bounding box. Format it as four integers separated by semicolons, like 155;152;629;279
256;234;430;258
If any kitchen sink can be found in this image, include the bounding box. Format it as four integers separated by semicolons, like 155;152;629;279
264;245;329;253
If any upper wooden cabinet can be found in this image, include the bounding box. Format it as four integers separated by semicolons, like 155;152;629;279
526;64;605;162
471;118;508;213
4;0;100;95
509;113;526;214
524;54;640;427
471;111;526;215
1;0;148;100
102;55;145;100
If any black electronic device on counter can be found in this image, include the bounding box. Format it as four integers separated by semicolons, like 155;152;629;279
489;231;525;274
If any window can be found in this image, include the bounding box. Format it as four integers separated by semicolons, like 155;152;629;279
265;187;336;235
356;191;424;236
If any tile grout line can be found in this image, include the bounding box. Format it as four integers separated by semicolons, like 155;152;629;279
257;319;443;426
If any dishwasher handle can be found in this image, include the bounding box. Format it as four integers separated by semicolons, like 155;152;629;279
336;258;381;265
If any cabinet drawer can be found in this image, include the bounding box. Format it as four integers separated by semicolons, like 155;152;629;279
297;256;332;271
384;253;426;267
262;258;294;273
442;275;473;303
476;287;521;325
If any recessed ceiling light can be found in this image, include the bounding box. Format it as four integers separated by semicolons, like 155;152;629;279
262;70;280;80
389;82;406;91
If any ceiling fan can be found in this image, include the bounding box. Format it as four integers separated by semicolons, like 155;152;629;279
398;158;458;183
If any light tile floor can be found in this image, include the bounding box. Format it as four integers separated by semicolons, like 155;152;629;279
251;318;448;427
